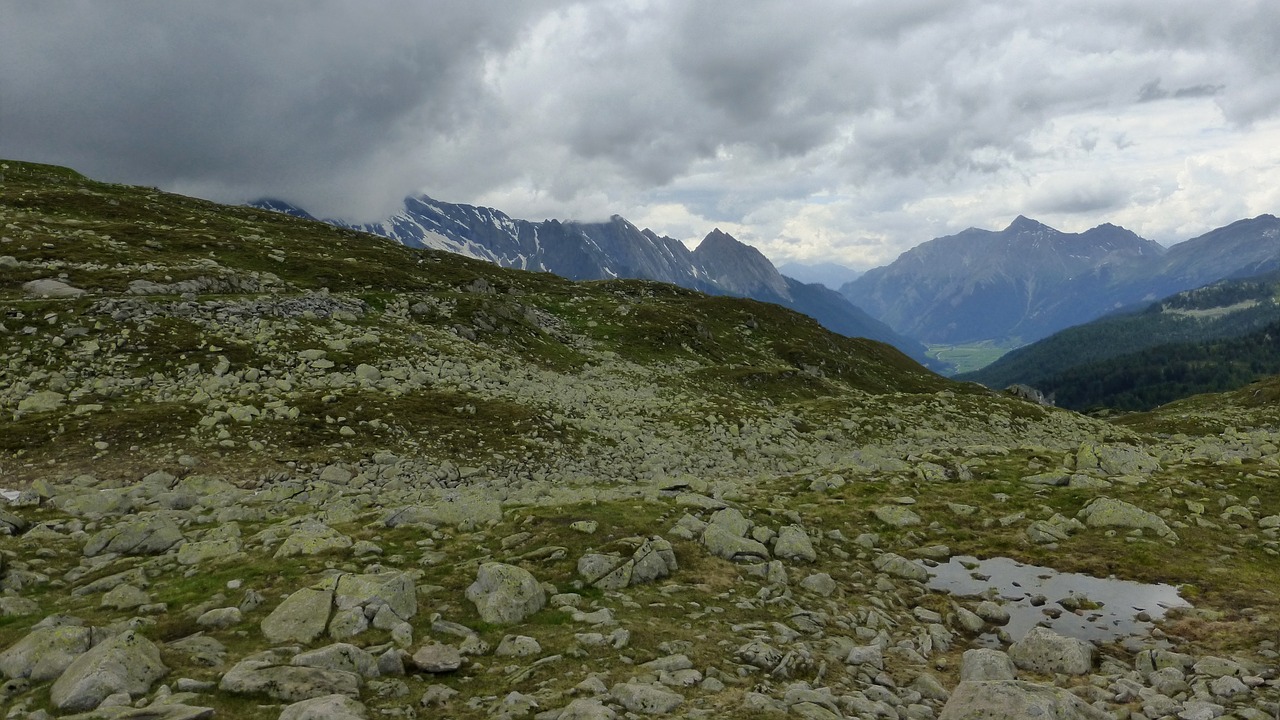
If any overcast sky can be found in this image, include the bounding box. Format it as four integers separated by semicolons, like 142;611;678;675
4;1;1279;269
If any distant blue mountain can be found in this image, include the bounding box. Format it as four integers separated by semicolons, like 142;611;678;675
841;215;1280;345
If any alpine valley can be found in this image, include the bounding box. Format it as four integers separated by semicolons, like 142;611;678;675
0;160;1277;720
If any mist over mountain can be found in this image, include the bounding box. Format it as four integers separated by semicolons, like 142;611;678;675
775;261;864;290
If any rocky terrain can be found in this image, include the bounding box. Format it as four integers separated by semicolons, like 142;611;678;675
0;159;1277;719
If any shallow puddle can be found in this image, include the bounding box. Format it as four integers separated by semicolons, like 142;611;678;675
925;555;1190;645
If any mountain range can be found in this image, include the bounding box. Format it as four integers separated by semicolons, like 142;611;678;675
254;195;935;367
841;214;1280;347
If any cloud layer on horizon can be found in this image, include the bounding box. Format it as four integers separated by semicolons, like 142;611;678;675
4;0;1279;268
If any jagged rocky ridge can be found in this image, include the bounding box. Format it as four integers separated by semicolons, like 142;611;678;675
254;195;934;367
0;160;1277;719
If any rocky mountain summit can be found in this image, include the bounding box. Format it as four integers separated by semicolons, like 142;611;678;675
842;217;1166;345
0;160;1277;719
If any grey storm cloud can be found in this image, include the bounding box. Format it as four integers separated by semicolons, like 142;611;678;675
3;0;1279;259
1;1;552;218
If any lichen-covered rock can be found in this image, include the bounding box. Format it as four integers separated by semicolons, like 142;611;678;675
495;635;542;657
0;623;98;681
872;552;929;582
49;630;167;713
279;693;368;720
465;563;545;624
411;643;462;673
939;680;1110;720
262;581;336;644
22;278;85;298
273;521;353;559
610;682;684;714
773;525;817;563
700;524;769;562
176;536;243;565
333;572;417;623
82;513;184;557
628;537;678;583
1008;627;1095;676
382;493;502;529
872;505;922;527
219;650;361;702
557;698;619;720
0;508;29;536
293;643;380;679
17;390;66;414
1077;442;1160;476
959;649;1017;681
1077;497;1176;540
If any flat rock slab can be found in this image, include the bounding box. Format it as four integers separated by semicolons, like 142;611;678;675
411;644;462;673
610;682;684;715
939;680;1110;720
1009;627;1095;676
262;583;335;645
219;654;360;702
83;513;184;557
872;506;922;527
1077;497;1176;540
0;624;98;682
279;693;368;720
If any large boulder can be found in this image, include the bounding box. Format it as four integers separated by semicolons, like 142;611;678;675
1077;442;1159;476
773;525;817;563
939;680;1110;720
1076;497;1176;540
262;581;336;644
872;505;922;527
177;536;243;565
22;278;85;298
220;650;361;702
578;537;678;590
274;521;353;559
465;563;545;625
16;390;67;415
872;552;929;582
0;623;99;681
293;643;379;679
1008;627;1095;676
959;649;1017;682
700;524;769;562
82;513;184;557
382;494;502;529
610;682;684;714
49;630;168;713
333;572;417;623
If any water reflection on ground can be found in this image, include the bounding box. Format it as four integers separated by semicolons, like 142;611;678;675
925;555;1191;646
